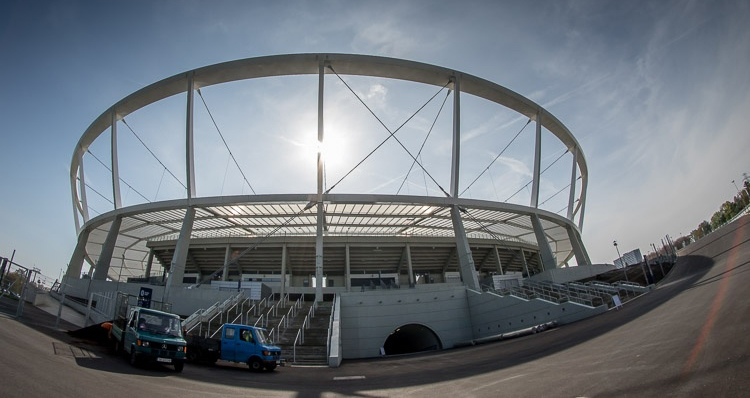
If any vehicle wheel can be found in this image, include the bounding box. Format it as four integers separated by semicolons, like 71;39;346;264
129;348;139;367
174;360;184;373
248;357;263;372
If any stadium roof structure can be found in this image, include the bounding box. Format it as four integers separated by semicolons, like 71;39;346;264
65;54;590;295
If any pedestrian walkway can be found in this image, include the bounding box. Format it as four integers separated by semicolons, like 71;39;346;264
33;291;85;328
0;294;82;335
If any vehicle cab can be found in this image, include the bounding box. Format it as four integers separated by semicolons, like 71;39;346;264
221;324;283;371
124;307;187;371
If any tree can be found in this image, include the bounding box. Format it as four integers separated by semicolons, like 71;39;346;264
1;270;27;297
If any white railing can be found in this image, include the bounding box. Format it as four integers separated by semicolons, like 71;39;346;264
271;316;284;342
84;291;117;326
254;313;266;328
210;325;223;338
293;323;305;363
327;295;342;367
292;301;317;363
242;303;258;324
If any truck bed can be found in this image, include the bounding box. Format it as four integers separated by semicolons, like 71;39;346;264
186;335;221;363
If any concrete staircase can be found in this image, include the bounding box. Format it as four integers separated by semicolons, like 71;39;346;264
275;300;332;366
185;294;333;366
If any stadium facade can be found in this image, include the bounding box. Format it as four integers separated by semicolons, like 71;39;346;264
62;54;606;360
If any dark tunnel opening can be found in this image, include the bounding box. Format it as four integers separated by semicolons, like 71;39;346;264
383;324;442;356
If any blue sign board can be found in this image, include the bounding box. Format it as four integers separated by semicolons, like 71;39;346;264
137;287;152;308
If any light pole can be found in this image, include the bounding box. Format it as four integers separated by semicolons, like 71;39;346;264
732;180;741;195
614;240;628;282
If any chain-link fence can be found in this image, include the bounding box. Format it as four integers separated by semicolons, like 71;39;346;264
0;253;58;316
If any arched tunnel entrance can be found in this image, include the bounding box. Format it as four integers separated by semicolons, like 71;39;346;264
382;324;442;356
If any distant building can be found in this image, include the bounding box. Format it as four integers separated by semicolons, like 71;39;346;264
614;248;643;268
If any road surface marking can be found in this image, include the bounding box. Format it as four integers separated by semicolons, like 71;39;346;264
334;376;366;381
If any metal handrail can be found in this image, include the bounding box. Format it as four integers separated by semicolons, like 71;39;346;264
272;316;284;342
223;292;245;320
293;329;303;363
207;310;222;337
243;303;257;324
210;324;223;339
257;297;267;315
183;309;205;332
254;313;265;327
326;295;337;359
292;303;316;363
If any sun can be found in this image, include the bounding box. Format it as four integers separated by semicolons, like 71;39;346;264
318;123;350;174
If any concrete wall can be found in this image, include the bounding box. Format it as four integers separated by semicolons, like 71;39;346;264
529;264;616;284
339;283;472;359
466;289;608;340
61;276;256;317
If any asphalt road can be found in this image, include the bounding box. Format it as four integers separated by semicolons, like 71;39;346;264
1;215;748;397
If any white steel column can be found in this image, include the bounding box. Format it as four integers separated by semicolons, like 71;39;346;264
345;244;351;292
66;227;91;278
165;207;195;302
281;244;288;297
315;59;325;302
567;147;578;220
530;110;542;208
144;249;154;278
406;244;414;287
493;245;504;275
447;75;479;290
111;110;122;209
450;206;480;290
520;248;531;277
578;176;587;231
222;245;231;281
92;216;123;280
566;224;591;266
531;213;556;271
186;72;196;199
449;76;461;197
78;158;89;225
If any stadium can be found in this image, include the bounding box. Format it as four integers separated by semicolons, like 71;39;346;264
60;54;620;362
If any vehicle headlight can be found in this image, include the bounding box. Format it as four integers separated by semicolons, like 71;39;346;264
178;346;185;353
138;340;150;347
262;350;270;356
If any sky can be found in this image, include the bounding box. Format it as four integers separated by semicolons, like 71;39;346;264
1;0;749;282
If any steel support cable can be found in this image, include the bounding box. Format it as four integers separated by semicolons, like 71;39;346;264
538;175;582;207
539;183;571;207
556;199;579;216
195;202;316;286
488;166;500;200
196;89;257;195
460;119;532;196
85;149;151;203
77;177;114;205
154;167;167;201
121;119;187;190
396;89;452;195
326;65;451;197
505;149;570;202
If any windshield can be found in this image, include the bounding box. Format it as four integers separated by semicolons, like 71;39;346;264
255;328;269;345
137;311;183;338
